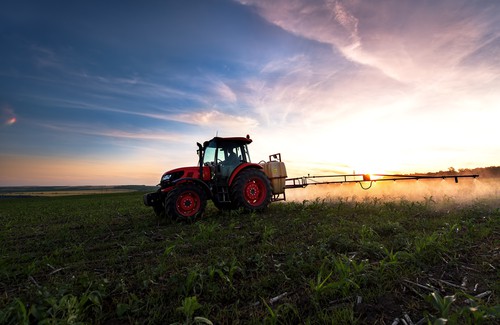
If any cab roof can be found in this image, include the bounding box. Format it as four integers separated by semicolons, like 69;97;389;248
203;135;252;147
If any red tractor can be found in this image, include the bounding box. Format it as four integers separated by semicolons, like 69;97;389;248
143;135;287;222
144;135;479;222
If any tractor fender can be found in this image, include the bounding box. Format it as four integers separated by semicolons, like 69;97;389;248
168;177;212;199
228;163;264;187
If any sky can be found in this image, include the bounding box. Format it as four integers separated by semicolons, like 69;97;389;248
0;0;499;186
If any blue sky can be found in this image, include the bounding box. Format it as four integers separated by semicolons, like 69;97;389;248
1;0;499;186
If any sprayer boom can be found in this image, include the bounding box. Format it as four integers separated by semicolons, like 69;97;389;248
285;173;479;190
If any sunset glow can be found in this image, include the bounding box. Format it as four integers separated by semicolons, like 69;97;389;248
0;1;499;186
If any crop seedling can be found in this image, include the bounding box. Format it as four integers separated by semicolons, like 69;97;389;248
427;291;456;320
174;296;213;325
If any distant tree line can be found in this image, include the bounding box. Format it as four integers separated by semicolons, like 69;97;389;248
0;185;158;193
423;166;500;178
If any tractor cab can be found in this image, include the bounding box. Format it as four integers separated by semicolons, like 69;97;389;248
200;136;252;180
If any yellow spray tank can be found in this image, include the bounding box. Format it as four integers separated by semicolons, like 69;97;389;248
261;153;287;197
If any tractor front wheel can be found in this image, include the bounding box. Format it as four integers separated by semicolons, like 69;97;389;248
144;190;167;219
165;183;207;222
231;169;272;212
153;203;165;218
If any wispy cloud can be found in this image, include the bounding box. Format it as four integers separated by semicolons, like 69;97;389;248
27;94;259;134
166;110;259;132
30;45;63;69
37;121;186;142
209;78;238;104
238;0;500;83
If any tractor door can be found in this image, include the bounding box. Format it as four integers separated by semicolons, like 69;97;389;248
216;143;247;179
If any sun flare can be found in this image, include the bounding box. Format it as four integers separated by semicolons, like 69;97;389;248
365;173;383;181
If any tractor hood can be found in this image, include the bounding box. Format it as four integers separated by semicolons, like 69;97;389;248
159;166;209;187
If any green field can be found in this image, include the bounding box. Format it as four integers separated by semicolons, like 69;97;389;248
1;190;498;324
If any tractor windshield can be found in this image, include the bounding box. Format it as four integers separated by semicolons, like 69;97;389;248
202;141;217;165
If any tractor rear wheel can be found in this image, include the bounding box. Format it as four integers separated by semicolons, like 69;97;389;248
230;169;272;212
165;183;207;222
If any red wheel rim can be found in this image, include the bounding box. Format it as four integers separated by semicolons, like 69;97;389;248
244;177;266;206
175;190;201;217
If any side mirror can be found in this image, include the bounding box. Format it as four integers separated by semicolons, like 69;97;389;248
197;142;203;165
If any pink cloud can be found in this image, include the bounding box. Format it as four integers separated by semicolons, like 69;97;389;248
1;104;17;127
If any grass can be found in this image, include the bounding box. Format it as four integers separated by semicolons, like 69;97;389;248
0;191;499;324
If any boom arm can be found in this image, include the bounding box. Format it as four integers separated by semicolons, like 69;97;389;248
285;173;479;190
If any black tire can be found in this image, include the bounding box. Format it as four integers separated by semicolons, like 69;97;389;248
145;190;166;219
230;169;272;212
165;183;207;222
153;203;165;218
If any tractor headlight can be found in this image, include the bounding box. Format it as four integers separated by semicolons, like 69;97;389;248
160;171;183;187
